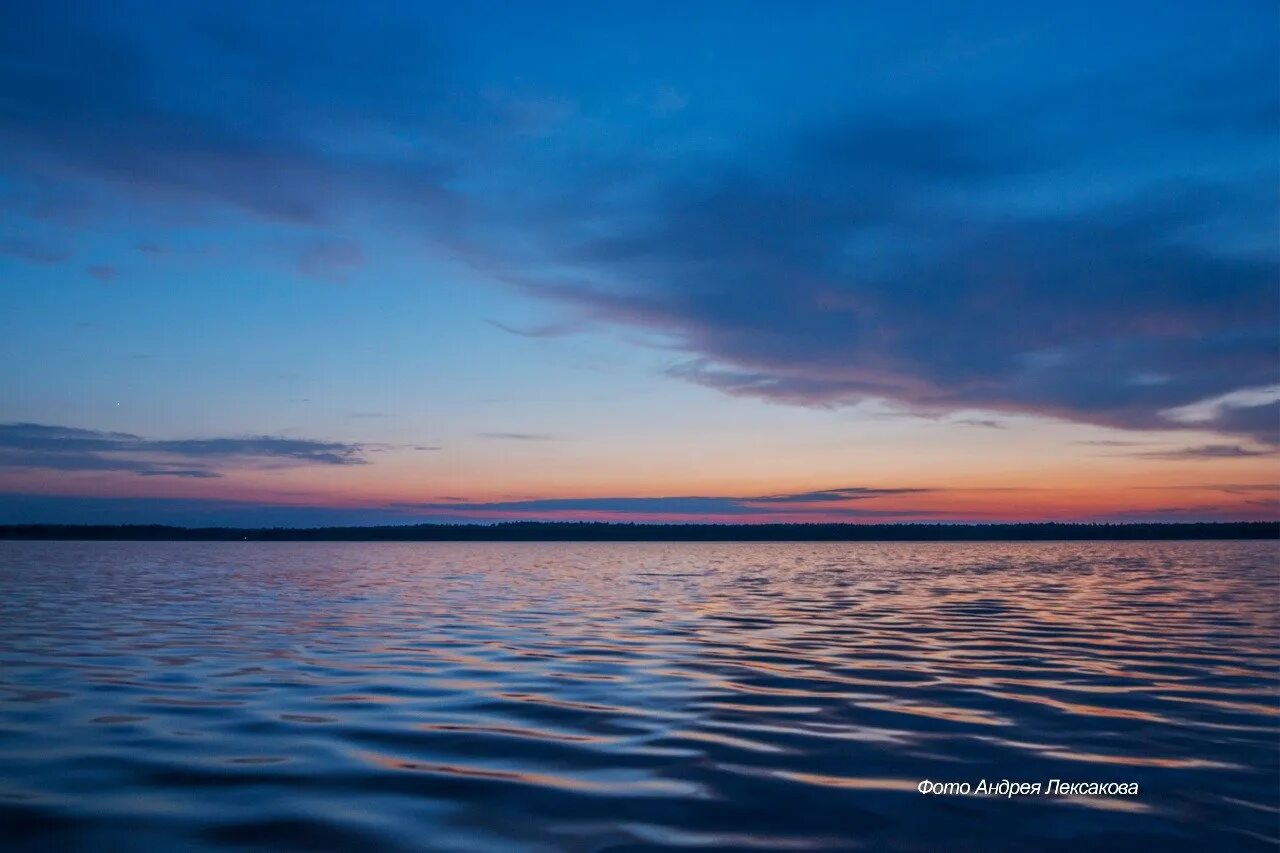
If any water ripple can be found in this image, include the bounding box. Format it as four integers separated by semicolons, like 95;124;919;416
0;540;1276;851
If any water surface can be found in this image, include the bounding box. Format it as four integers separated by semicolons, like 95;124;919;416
0;541;1276;850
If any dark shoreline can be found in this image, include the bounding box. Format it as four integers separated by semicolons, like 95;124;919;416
0;521;1274;542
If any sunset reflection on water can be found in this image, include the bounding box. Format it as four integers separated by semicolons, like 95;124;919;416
0;541;1276;850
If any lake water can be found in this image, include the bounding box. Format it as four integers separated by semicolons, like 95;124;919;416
0;540;1276;851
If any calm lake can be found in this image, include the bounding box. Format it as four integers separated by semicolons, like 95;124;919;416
0;541;1276;851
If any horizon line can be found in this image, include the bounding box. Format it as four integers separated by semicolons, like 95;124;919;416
2;520;1274;543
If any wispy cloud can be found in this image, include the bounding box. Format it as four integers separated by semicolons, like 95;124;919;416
1133;444;1278;461
1159;385;1280;445
394;485;938;519
1210;484;1280;494
1139;483;1280;493
1075;439;1148;447
0;423;370;478
1162;384;1280;424
749;487;929;504
486;319;588;339
1102;499;1280;523
0;492;417;527
476;432;559;441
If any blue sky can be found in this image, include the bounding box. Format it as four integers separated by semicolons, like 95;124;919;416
0;1;1276;524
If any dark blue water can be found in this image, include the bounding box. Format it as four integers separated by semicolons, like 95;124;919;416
0;541;1276;851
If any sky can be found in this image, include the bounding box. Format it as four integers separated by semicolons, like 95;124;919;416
0;0;1277;526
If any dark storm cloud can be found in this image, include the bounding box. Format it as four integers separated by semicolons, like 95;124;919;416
0;423;369;478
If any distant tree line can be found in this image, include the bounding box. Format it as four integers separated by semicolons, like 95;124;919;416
0;521;1274;541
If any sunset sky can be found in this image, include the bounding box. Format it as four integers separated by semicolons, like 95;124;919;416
0;1;1276;525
